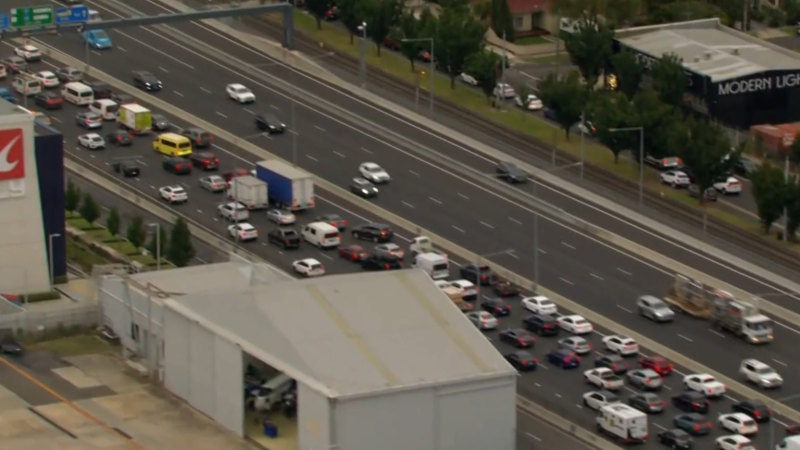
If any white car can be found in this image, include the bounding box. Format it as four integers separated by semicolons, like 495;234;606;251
582;390;620;411
78;133;105;150
493;82;516;99
659;170;690;187
449;279;477;300
266;208;296;225
217;202;250;221
602;335;639;356
584;368;623;391
714;176;742;194
521;295;557;315
159;185;188;204
683;373;726;397
715;434;755;450
739;359;783;388
466;311;498;330
557;314;593;334
228;223;259;241
358;162;391;183
718;413;758;435
458;72;478;86
14;44;41;62
226;83;255;103
292;258;325;277
515;94;543;111
34;71;59;88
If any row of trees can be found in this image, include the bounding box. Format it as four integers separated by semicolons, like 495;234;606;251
65;180;196;267
751;138;800;237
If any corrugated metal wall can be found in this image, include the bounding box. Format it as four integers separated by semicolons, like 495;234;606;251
297;383;331;449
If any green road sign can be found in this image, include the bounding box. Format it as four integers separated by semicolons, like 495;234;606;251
10;5;54;28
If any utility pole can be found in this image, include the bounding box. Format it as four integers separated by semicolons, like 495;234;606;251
783;154;789;242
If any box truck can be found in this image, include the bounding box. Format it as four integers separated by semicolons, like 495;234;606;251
596;403;648;444
255;159;314;211
413;252;449;279
227;175;268;210
118;103;152;134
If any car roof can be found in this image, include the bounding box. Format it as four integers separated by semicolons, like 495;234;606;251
84;133;102;138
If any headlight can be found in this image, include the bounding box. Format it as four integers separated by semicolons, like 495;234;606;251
361;189;368;193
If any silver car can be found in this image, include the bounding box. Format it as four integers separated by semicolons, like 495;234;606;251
199;175;225;193
266;209;296;225
627;369;663;390
558;336;591;355
466;311;498;331
636;295;675;322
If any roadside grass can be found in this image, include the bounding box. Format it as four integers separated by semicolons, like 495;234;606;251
515;36;551;46
27;334;113;356
521;53;572;65
130;254;158;266
105;240;140;255
66;239;108;272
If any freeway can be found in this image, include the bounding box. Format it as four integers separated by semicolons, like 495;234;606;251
14;1;800;411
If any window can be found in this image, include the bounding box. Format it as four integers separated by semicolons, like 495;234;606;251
131;323;140;342
514;16;524;30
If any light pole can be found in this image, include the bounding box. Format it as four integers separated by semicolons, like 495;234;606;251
609;126;644;206
47;233;61;288
401;37;435;117
473;248;515;303
357;22;367;87
148;223;161;271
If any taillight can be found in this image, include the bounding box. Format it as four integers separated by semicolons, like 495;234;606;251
612;364;618;370
518;338;524;345
576;356;581;362
118;136;122;142
693;425;700;431
691;401;699;407
47;99;53;104
203;160;209;166
646;379;651;385
384;264;390;270
706;422;712;428
562;358;569;364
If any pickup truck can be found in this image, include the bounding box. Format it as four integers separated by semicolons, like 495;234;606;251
409;236;448;259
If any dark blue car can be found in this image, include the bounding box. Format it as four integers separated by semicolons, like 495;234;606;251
0;88;16;104
547;348;580;369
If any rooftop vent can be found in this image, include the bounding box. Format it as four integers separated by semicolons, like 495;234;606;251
731;48;740;55
704;51;712;60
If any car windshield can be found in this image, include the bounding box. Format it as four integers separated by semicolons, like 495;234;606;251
754;367;773;374
366;166;381;173
94;30;109;39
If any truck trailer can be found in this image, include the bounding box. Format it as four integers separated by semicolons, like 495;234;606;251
118;103;152;134
255;159;314;211
227;175;268;210
596;403;648;444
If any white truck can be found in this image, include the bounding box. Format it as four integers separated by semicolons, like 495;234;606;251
778;435;800;450
596;403;648;444
413;252;449;280
13;72;41;96
118;103;152;134
227;175;268;210
409;236;448;259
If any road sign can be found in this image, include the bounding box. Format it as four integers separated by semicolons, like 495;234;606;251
54;5;89;25
10;5;54;29
0;14;9;31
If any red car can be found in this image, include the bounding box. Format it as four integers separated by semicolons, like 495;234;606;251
639;356;673;376
338;244;369;262
493;279;520;297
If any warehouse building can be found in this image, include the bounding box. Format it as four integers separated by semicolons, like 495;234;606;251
614;18;800;128
96;257;517;450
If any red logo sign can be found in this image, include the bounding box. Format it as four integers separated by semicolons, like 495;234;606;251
0;128;25;181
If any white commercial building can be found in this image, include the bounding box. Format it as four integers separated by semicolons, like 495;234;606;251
97;258;517;450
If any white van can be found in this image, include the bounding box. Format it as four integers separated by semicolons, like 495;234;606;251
253;374;294;411
89;99;119;120
413;252;449;279
88;9;102;22
778;436;800;450
62;81;94;105
596;403;647;444
301;221;340;249
13;73;41;96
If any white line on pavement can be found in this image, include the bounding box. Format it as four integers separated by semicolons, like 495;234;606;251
318;252;334;260
216;111;227;119
408;169;419;176
200;87;212;94
451;225;465;233
773;359;788;367
590;273;604;280
314;125;326;132
677;334;693;343
117;46;128;53
270;104;280;110
508;217;522;225
360;147;373;154
458;192;470;200
559;277;574;285
306;155;318;162
401;201;414;209
708;328;726;338
617;268;632;276
243;108;254;114
332;150;346;158
617;305;632;313
158;66;169;73
480;221;494;229
561;241;575;250
173;90;184;97
429;196;442;204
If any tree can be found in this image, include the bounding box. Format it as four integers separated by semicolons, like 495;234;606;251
147;225;168;262
752;164;788;233
550;0;603;22
79;193;100;225
610;50;643;99
677;119;734;199
306;0;330;30
588;91;636;163
366;0;401;56
651;53;688;107
106;207;120;236
393;12;421;71
463;50;501;101
604;0;641;27
490;0;515;42
167;217;195;267
435;6;487;88
537;71;588;140
650;1;725;24
127;216;146;248
785;178;800;238
65;179;81;212
339;0;371;45
632;90;684;159
562;21;614;90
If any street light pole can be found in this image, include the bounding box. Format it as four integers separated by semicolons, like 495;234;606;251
609;126;645;206
402;37;435;117
358;22;367;87
148;223;161;271
47;233;61;288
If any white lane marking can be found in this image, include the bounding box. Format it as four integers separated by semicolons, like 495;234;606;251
91;50;102;56
538;248;547;254
136;160;147;166
708;328;726;338
318;252;334;260
173;90;184;97
537;363;548;370
617;305;632;313
269;104;281;110
662;385;672;391
506;252;520;260
773;358;788;367
509;217;522;225
408;169;419;177
559;277;574;285
200;86;212;94
332;150;346;158
196;209;202;214
243;108;254;114
289;130;299;136
117;46;128;53
554;393;562;398
360;146;373;154
534;382;542;387
652;423;667;431
314;125;326;132
111;29;194;68
458;192;470;200
158;65;169;73
590;273;604;281
149;185;156;190
617;268;632;276
480;221;494;229
429;196;442;205
216;111;227;119
401;201;415;209
525;433;542;442
50;116;61;123
451;225;465;233
561;241;575;250
306;155;318;162
677;334;693;343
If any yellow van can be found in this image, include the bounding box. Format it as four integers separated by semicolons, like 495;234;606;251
153;133;192;157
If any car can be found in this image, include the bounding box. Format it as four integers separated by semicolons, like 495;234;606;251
515;94;544;111
657;429;692;449
674;413;712;436
182;127;213;147
358;162;391;183
557;336;591;354
739;358;783;388
672;390;710;413
361;254;403;271
505;351;538;371
522;313;559;336
718;413;758;435
132;70;163;91
626;369;663;390
352;223;393;242
162;157;192;175
496;161;528;183
350;177;378;198
683;373;726;397
255;113;286;133
107;130;133;146
159;185;188;204
417;50;434;62
645;155;683;170
0;88;15;103
316;213;348;231
636;295;675;322
455;72;477;86
76;111;103;129
481;297;511;316
199;175;226;193
152;113;170;131
218;202;249;221
189;151;219;171
546;348;581;368
466;311;498;331
14;45;41;62
324;4;339;20
112;161;140;177
55;66;83;82
226;83;255;103
2;56;27;73
498;328;535;348
732;399;771;423
713;176;742;194
86;80;113;99
638;355;674;376
493;83;516;99
77;133;105;150
460;263;495;285
557;315;593;334
688;183;718;202
267;227;301;249
577;120;597;136
492;279;520;297
716;435;755;450
338;244;369;262
584;368;624;391
34;71;59;88
373;243;404;259
582;390;620;410
734;157;758;178
292;258;325;277
629;392;666;415
595;353;630;375
660;170;691;187
449;280;478;302
82;29;113;49
34;91;63;110
521;295;557;315
265;209;295;225
786;423;800;436
602;335;639;356
0;338;23;355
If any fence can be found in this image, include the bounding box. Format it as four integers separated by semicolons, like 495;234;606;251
0;304;100;335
